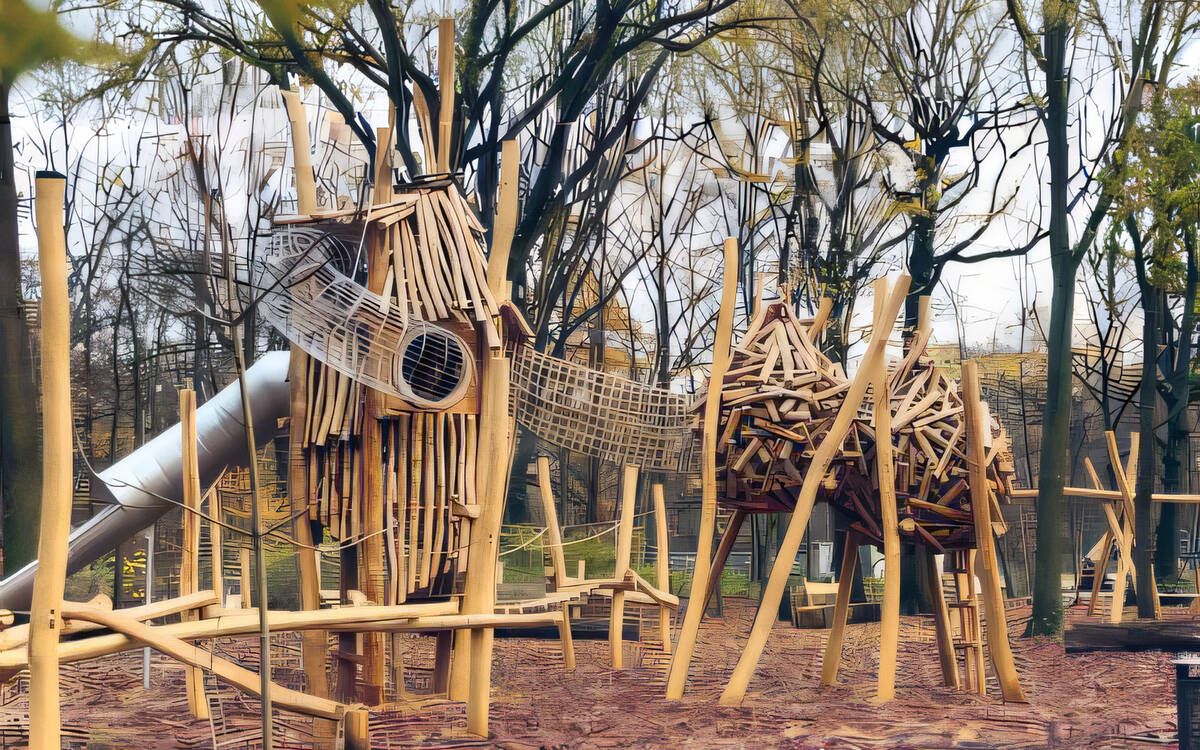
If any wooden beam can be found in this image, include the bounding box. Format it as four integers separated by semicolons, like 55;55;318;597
925;553;959;689
179;389;209;719
652;483;672;654
536;457;568;586
702;510;747;614
464;354;511;737
820;531;860;685
488;139;518;303
666;237;739;700
281;90;317;215
873;280;900;705
962;360;1026;702
437;18;455;173
61;604;346;720
610;465;639;669
719;274;911;706
28;173;71;750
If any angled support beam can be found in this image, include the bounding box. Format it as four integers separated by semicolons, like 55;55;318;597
664;238;739;699
718;274;910;706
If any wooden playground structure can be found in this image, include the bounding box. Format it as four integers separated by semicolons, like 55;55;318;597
15;18;1200;749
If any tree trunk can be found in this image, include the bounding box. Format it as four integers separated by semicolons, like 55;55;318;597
1134;289;1159;618
1026;16;1075;638
0;81;42;573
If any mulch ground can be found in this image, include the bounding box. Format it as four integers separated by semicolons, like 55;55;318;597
0;599;1183;748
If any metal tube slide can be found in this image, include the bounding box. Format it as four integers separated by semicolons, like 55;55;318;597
0;351;292;611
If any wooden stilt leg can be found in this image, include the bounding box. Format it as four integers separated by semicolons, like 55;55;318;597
820;530;860;685
449;630;470;701
432;630;453;694
665;239;738;700
652;483;673;653
558;604;576;670
461;354;511;737
719;275;910;706
345;708;370;750
610;465;639;669
925;553;959;689
963;360;1027;702
467;627;492;737
1088;530;1113;617
179;390;209;719
703;510;747;616
873;296;901;705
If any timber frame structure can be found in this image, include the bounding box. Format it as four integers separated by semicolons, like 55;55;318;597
6;18;1123;748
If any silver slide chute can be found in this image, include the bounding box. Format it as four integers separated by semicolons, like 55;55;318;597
0;351;291;611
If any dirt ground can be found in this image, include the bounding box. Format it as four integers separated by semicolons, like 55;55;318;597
0;599;1183;748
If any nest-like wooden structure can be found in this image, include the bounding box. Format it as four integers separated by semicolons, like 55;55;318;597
707;302;1017;552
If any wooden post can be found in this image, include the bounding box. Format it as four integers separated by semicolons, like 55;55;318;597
28;172;71;750
536;457;568;586
488;139;518;304
345;709;371;750
463;354;511;737
358;127;393;706
536;456;576;669
179;389;209;719
610;464;639;669
665;237;738;699
872;279;901;704
288;352;335;746
962;360;1026;702
652;483;672;653
702;510;747;614
925;552;959;689
281;89;317;215
718;274;910;707
437;18;455;173
239;548;252;608
557;604;576;671
820;530;860;685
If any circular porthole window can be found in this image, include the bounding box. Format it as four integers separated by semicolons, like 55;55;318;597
393;324;473;409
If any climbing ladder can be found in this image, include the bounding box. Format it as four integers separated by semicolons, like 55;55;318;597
945;549;986;694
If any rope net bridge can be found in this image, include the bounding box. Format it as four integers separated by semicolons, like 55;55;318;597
508;343;700;474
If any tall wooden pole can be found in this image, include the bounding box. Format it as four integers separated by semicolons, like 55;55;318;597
610;465;639;669
652;483;672;653
464;353;510;737
665;237;738;699
28;171;70;750
289;351;334;746
281;90;317;215
718;275;910;706
963;360;1027;702
179;389;209;719
820;530;861;685
873;279;901;704
437;18;455;174
358;126;392;705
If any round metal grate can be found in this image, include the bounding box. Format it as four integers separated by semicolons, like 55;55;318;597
393;324;472;408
